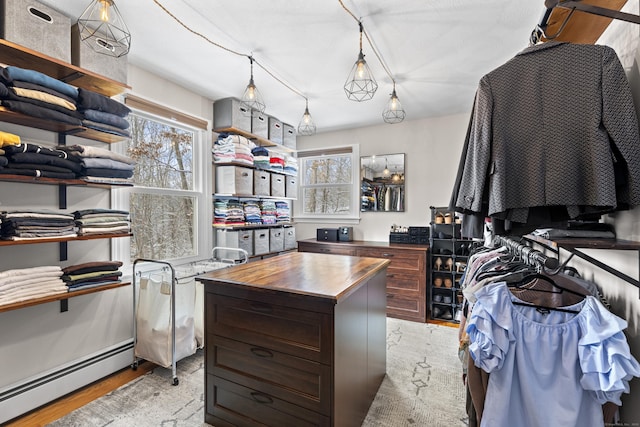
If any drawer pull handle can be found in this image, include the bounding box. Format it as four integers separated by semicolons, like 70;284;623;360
321;248;330;253
251;347;274;358
249;302;273;313
382;253;395;257
250;392;274;404
387;274;395;278
386;293;394;298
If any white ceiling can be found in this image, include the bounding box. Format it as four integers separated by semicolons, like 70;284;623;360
39;0;546;133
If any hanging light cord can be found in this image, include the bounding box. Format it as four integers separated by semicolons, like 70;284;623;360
338;0;396;87
151;0;309;104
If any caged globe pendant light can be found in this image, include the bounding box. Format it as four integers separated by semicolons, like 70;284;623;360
298;99;317;136
77;0;131;57
344;22;378;102
240;55;266;114
382;84;406;124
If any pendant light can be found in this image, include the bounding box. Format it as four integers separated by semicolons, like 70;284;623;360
382;84;406;124
77;0;131;57
344;22;378;102
298;99;317;136
240;56;266;114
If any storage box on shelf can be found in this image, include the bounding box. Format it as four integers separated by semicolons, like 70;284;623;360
0;0;71;63
71;23;128;83
428;206;474;323
251;109;268;139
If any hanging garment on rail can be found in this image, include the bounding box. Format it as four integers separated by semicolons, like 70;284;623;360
450;42;640;238
459;244;640;427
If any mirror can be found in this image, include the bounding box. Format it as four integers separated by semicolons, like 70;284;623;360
360;153;405;212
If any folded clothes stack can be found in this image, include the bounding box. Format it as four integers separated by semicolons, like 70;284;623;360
260;200;277;224
0;210;77;240
243;200;262;224
283;153;298;175
213;200;244;225
0;265;66;306
56;144;135;184
62;261;123;292
251;146;270;169
213;133;255;165
0;66;131;137
0;142;81;179
73;209;131;236
275;201;290;223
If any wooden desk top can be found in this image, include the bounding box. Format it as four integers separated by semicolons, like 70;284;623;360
197;251;390;302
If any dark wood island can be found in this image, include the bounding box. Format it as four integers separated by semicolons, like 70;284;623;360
197;251;390;427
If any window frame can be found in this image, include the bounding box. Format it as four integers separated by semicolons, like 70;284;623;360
111;107;211;269
294;144;360;223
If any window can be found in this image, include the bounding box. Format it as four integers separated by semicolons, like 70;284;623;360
113;102;209;265
295;145;359;221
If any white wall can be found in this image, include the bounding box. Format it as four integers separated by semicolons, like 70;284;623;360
295;113;470;242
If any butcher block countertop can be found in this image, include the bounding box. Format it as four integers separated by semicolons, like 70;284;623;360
196;251;390;302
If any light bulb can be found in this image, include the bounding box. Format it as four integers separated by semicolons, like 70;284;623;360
390;96;398;109
99;0;111;22
246;84;256;100
356;61;365;79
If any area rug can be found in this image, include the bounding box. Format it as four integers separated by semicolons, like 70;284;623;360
49;318;467;427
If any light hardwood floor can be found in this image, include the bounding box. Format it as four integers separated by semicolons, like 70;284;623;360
5;361;154;427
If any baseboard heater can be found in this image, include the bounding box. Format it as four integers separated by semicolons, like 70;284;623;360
0;340;134;424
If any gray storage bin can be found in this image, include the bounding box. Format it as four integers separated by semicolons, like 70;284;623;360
215;165;253;195
251;109;268;139
213;97;251;132
283;123;296;150
268;116;283;145
216;229;254;259
254;169;270;196
71;23;127;83
284;226;297;250
0;0;71;62
270;173;285;198
253;229;270;255
269;227;284;253
285;175;297;199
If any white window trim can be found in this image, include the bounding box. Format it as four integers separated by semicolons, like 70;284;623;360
111;108;212;270
294;143;360;222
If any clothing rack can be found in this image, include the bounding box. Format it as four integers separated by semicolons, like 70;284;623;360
131;247;248;385
493;235;560;270
531;0;640;44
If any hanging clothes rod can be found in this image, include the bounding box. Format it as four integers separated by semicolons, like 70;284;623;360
531;0;640;43
493;235;560;270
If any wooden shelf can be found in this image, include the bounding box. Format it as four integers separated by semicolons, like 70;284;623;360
214;127;295;153
0;107;128;144
0;233;132;247
214;161;298;177
0;281;130;314
214;222;293;229
0;39;130;97
0;174;133;187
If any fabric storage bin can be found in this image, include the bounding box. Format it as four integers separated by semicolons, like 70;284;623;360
254;169;270;196
283;123;296;150
269;227;284;253
71;23;127;83
213;97;251;132
251;109;268;139
0;0;71;63
284;226;296;250
285;175;297;199
270;173;285;198
268;116;283;145
215;165;253;195
216;229;254;259
253;228;270;255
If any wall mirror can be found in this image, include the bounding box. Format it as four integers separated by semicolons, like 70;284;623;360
360;153;405;212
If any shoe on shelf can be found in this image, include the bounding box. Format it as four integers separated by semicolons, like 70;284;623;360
433;294;443;303
441;309;453;320
443;295;453;304
444;213;453;224
455;262;467;273
444;278;453;288
432;306;442;318
434;257;443;271
445;258;454;271
438;231;453;239
434;276;443;287
435;212;444;224
456;244;467;255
